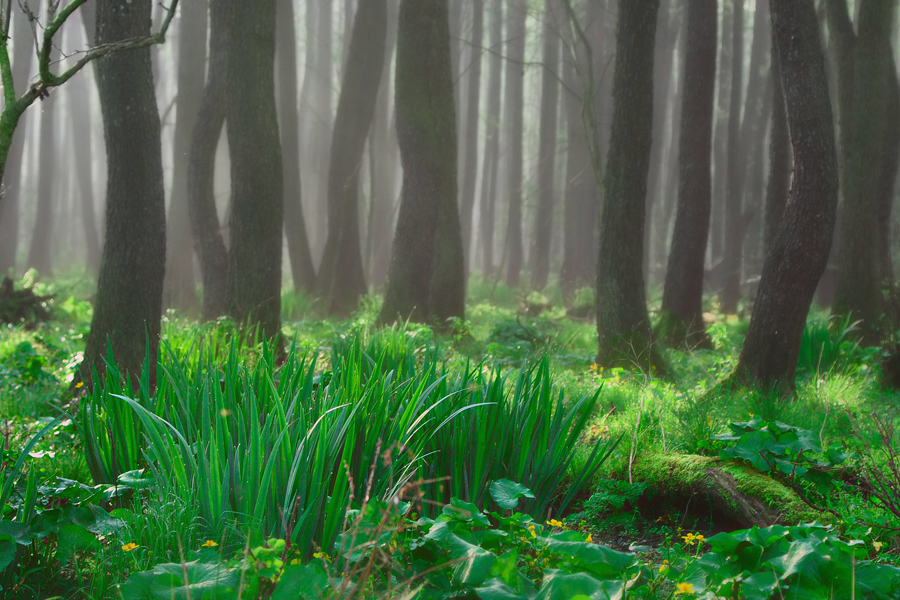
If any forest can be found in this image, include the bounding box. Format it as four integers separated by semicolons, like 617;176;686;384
1;0;900;597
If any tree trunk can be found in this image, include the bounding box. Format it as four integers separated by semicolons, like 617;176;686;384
658;0;717;349
479;0;503;277
188;0;232;321
316;0;388;316
381;0;463;325
504;0;527;286
162;0;207;311
312;0;334;262
277;0;316;294
709;0;733;266
833;0;895;341
595;0;662;370
225;0;283;338
736;0;838;394
82;0;167;381
69;67;102;275
763;55;790;260
459;0;484;268
531;0;561;290
876;54;899;282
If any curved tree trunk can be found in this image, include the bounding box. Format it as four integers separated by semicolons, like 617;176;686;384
83;0;166;381
187;0;232;321
163;0;207;311
316;0;388;315
479;0;503;278
225;0;283;338
277;0;316;294
504;0;527;286
595;0;661;370
381;0;463;325
736;0;838;394
763;55;790;260
658;0;717;349
459;0;483;268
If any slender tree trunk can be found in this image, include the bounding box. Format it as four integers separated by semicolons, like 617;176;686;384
188;0;232;320
833;0;895;340
0;9;34;275
504;0;527;286
736;0;838;394
658;0;717;349
531;0;561;290
877;55;900;281
162;0;207;311
595;0;663;370
479;0;503;277
225;0;283;338
459;0;484;267
69;64;102;274
277;0;316;293
381;0;463;325
313;0;334;262
316;0;387;315
763;55;790;259
709;0;733;265
82;0;167;381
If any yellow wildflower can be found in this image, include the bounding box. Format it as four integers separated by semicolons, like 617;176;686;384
873;541;884;552
75;381;84;389
121;543;139;552
585;534;593;543
674;582;695;595
659;565;669;575
202;540;218;547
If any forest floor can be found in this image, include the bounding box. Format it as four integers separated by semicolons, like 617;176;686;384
2;270;900;598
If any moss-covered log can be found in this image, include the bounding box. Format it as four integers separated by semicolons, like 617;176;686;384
633;453;822;528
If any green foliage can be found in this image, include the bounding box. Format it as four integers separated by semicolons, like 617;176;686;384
797;312;862;376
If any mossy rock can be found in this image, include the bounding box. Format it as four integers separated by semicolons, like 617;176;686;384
633;453;823;528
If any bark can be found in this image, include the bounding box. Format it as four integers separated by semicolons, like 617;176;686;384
187;0;232;320
595;0;662;370
763;55;790;260
316;0;388;316
876;54;899;282
459;0;484;267
0;9;34;275
709;0;733;264
658;0;717;349
736;0;838;395
225;0;283;338
504;0;527;286
277;0;316;293
719;0;745;313
824;0;856;187
479;0;503;277
82;0;167;381
163;0;207;311
531;0;561;290
381;0;463;325
833;0;895;341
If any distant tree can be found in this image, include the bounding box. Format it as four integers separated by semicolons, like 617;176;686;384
595;0;662;370
504;0;527;286
381;0;464;325
225;0;283;338
736;0;838;394
311;0;334;258
657;0;717;349
877;56;900;281
316;0;388;315
82;0;174;382
709;0;733;264
479;0;503;277
459;0;483;267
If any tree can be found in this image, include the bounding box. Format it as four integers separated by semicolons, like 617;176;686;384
531;0;561;290
658;0;717;348
763;54;789;258
163;0;207;311
381;0;464;325
459;0;483;266
504;0;527;286
876;56;900;281
595;0;661;370
735;0;838;394
277;0;316;294
82;0;172;381
479;0;503;277
316;0;388;315
225;0;283;338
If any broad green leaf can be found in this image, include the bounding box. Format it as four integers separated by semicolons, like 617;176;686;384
56;524;99;564
535;571;624;600
489;480;535;511
442;530;497;587
0;535;16;572
118;469;157;490
443;497;490;526
149;561;238;600
544;536;635;579
272;563;329;600
489;549;520;587
476;577;528;600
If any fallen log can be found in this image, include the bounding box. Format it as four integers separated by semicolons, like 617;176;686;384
0;277;53;328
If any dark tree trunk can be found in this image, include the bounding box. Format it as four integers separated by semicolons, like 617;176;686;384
531;0;561;290
709;0;733;265
277;0;316;294
459;0;484;267
736;0;838;394
658;0;717;349
381;0;464;325
367;0;400;287
28;48;60;278
316;0;388;315
479;0;503;277
82;0;166;381
876;55;899;282
225;0;283;338
188;0;232;321
833;0;895;341
595;0;662;370
163;0;207;311
763;55;790;259
0;9;35;275
719;0;745;313
504;0;527;286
